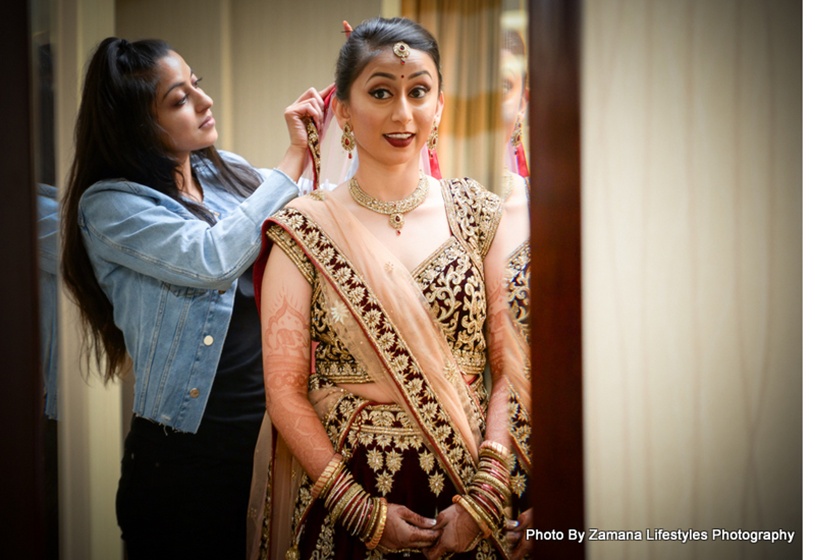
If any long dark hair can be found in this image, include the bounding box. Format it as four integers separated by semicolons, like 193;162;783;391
62;37;261;383
335;17;443;101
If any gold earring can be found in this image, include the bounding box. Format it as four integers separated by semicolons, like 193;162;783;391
427;120;439;152
341;123;356;159
511;116;523;148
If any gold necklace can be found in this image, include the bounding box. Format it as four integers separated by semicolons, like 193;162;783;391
349;170;428;234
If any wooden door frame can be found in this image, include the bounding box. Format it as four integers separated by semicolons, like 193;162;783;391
0;0;47;557
529;0;585;557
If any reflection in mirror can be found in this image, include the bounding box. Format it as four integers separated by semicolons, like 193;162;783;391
31;0;59;557
499;4;533;557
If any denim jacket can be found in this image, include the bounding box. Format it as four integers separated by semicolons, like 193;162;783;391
38;183;59;419
78;152;298;432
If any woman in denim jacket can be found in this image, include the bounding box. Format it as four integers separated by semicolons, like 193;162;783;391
61;37;326;559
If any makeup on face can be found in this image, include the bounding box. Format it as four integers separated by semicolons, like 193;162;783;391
154;50;218;157
340;49;442;168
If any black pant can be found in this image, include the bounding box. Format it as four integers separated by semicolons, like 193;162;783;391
116;425;255;560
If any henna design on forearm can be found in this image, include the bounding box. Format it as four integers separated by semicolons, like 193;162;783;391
261;280;336;478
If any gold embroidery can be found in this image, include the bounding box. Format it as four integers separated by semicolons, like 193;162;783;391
418;451;435;473
510;471;527;498
509;382;532;481
367;449;384;471
307;516;334;560
428;472;446;496
506;240;531;348
266;225;316;285
375;472;394;495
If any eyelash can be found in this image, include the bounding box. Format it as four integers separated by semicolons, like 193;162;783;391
176;77;203;106
369;86;429;100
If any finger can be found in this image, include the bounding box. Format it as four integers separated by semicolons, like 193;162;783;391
423;540;447;560
399;506;438;529
511;541;533;560
288;98;323;124
517;509;533;530
506;529;521;547
293;87;317;103
294;95;323;114
433;515;451;530
408;526;441;547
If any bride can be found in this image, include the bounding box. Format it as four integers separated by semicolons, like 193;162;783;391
251;17;520;559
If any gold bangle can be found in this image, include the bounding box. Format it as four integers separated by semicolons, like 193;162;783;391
479;453;511;471
470;485;507;516
322;462;346;500
324;471;353;511
472;472;511;501
311;454;343;499
463;494;502;538
479;440;511;465
467;491;503;527
361;494;381;542
453;494;491;539
330;483;363;525
366;497;388;550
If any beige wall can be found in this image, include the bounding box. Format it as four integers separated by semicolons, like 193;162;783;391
582;1;801;558
55;1;123;559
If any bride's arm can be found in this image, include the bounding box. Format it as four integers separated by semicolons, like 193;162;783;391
261;244;440;550
260;244;335;480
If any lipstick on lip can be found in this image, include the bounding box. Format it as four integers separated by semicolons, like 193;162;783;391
200;116;215;129
384;132;414;148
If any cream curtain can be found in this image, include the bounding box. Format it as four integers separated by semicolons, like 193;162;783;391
402;0;503;191
582;1;802;558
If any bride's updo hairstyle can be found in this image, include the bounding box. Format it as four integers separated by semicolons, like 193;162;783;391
334;17;443;101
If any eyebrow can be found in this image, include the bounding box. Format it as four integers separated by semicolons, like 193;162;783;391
366;69;431;83
162;68;194;101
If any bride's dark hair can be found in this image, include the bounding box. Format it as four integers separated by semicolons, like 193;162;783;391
335;17;442;101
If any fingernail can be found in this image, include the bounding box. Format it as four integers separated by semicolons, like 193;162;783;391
430;519;437;525
508;520;519;528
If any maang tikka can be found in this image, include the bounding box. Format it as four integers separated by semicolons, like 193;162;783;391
393;42;410;64
341;123;356;159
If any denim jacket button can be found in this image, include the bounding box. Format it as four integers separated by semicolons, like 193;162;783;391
203;335;214;346
189;388;200;398
218;290;226;295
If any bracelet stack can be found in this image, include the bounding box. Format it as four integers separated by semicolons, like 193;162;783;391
454;440;513;544
311;455;388;549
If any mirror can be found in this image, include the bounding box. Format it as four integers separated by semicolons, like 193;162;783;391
43;2;538;556
499;0;532;540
